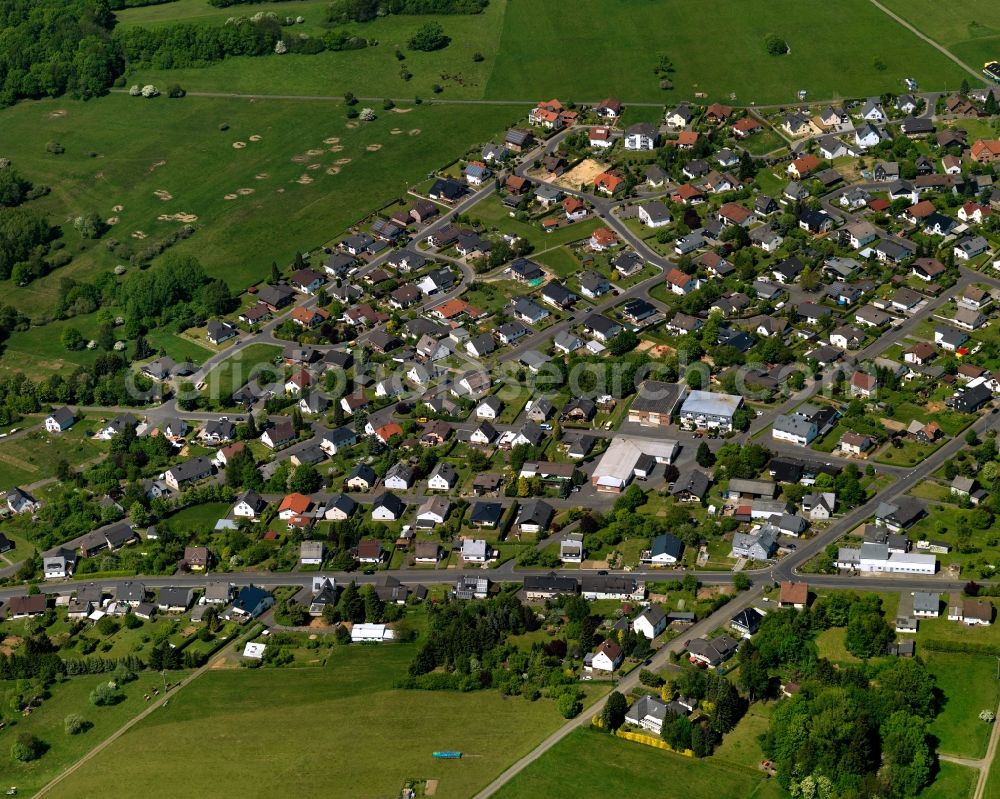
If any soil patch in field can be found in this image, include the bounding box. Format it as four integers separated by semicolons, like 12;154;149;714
158;212;199;222
554;158;610;190
153;189;173;201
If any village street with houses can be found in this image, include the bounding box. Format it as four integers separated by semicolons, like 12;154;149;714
8;82;1000;799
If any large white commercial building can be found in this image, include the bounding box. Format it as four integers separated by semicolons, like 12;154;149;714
836;542;936;575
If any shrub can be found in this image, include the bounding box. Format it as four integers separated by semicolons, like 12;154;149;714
10;733;43;762
383;98;395;110
408;22;449;52
141;84;159;98
90;681;124;706
764;34;788;55
472;51;484;62
64;714;89;735
557;690;583;719
46;141;65;154
129;84;141;96
359;107;376;122
167;84;186;98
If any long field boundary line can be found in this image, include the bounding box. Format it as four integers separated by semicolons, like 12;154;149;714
864;0;984;83
33;627;259;798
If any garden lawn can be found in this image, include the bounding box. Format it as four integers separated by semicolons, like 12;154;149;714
711;701;773;769
923;651;1000;760
492;727;785;799
472;196;602;251
162;501;232;535
46;645;573;799
535;246;582;279
199;344;282;400
1;671;184;797
143;328;215;366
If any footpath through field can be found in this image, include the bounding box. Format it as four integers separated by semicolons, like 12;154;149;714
864;0;983;82
471;585;766;799
33;625;262;798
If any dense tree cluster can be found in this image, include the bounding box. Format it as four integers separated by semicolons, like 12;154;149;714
0;207;55;281
322;0;486;22
0;0;122;106
114;15;282;68
409;592;535;678
750;593;939;797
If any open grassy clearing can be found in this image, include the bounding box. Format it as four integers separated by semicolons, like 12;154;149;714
924;651;1000;760
483;0;970;104
711;701;774;769
46;645;574;799
922;762;977;799
493;727;785;799
0;94;513;326
0;425;106;489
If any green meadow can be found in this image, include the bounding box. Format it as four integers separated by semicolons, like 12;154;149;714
115;0;972;105
45;645;575;799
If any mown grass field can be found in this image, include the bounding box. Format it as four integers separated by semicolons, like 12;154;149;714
46;645;575;799
483;0;970;103
0;93;514;323
493;727;786;799
878;0;1000;85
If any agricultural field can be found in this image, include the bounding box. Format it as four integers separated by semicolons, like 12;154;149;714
114;0;973;105
45;645;576;799
483;0;971;104
116;0;510;100
493;727;785;799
